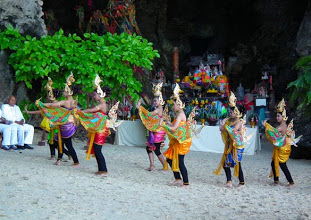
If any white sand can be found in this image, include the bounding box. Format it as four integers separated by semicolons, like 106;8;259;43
0;130;310;220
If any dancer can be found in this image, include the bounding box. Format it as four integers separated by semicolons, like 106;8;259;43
137;83;167;171
161;84;195;188
37;73;79;166
262;98;302;187
214;91;247;188
74;75;113;176
25;78;70;160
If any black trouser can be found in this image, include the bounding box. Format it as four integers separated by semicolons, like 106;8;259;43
94;143;107;172
146;142;162;156
271;160;294;184
56;138;79;164
223;162;244;184
49;143;70;157
167;154;189;185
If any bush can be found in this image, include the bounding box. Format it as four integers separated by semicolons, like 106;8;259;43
0;25;160;108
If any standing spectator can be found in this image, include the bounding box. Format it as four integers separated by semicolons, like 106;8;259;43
1;95;34;150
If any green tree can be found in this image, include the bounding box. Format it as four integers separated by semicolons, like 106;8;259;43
287;56;311;112
0;25;160;108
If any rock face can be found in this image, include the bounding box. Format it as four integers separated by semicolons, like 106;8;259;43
0;52;14;104
291;2;311;155
296;2;311;57
0;0;47;37
0;0;46;122
290;109;311;159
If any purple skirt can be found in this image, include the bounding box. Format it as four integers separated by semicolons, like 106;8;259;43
54;122;76;140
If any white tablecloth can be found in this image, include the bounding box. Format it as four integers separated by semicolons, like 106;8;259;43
114;120;261;155
114;120;147;147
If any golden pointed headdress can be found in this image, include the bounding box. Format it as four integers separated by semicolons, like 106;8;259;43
152;82;165;106
228;91;242;118
172;83;185;109
277;98;288;121
45;77;55;101
94;74;106;98
64;72;75;96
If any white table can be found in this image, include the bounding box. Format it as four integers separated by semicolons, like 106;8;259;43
114;120;147;147
114;120;261;155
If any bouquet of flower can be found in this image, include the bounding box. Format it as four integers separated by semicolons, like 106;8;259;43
248;112;259;128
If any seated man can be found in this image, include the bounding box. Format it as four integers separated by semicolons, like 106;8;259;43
0;109;18;150
1;96;34;150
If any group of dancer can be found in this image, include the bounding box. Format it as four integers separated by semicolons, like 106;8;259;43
137;83;302;188
23;73;302;188
26;73;118;177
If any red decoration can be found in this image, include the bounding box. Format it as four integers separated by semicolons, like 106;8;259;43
173;47;179;74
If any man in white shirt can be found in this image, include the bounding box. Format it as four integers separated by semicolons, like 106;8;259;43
1;95;34;150
0;109;18;150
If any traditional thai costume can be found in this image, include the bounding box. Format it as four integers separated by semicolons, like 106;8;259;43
73;75;122;173
37;73;79;165
264;99;302;184
74;109;111;173
162;83;195;185
163;120;192;185
139;106;166;154
138;82;167;170
213;119;245;183
39;77;70;158
213;92;247;185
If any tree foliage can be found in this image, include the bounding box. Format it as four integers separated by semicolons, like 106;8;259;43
287;56;311;112
0;25;159;108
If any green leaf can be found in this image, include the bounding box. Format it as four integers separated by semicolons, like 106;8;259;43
1;26;159;104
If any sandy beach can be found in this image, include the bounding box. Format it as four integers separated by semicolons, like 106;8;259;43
0;130;310;220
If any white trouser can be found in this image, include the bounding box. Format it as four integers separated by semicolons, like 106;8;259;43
10;124;34;146
0;123;17;146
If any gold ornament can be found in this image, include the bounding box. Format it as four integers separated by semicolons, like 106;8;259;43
228;91;237;107
152;82;165;105
94;74;106;98
277;98;288;121
228;91;242;118
64;72;75;96
45;77;55;101
171;83;185;109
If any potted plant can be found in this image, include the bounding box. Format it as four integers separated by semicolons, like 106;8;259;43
207;102;219;126
130;106;138;121
199;107;208;125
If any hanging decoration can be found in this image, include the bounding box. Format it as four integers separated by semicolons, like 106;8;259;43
76;0;141;35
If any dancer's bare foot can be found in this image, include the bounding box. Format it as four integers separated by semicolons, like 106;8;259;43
237;183;245;188
160;168;169;173
49;156;56;160
94;171;108;177
179;184;190;189
71;163;80;167
53;159;61;166
286;183;295;188
146;165;155;171
224;181;233;188
272;181;280;186
169;179;183;186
